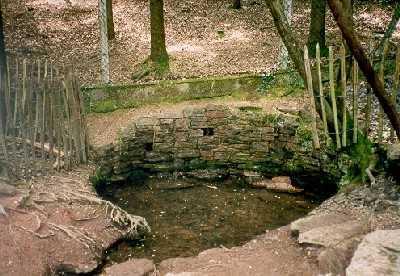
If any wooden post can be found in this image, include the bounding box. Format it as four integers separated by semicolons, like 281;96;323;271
304;46;320;149
329;46;341;149
340;44;347;147
390;46;400;141
0;65;8;160
5;57;11;137
316;43;329;144
378;40;389;143
352;57;359;144
21;59;29;168
13;57;19;138
99;0;110;83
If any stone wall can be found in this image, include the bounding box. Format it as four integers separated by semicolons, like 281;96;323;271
94;104;337;189
83;75;261;113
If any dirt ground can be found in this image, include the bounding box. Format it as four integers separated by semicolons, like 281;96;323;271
0;165;149;275
3;0;394;85
158;226;319;276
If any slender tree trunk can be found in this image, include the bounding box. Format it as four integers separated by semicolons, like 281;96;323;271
99;0;110;83
328;0;400;139
307;0;327;57
279;0;292;69
0;0;6;128
106;0;115;40
150;0;169;72
233;0;241;9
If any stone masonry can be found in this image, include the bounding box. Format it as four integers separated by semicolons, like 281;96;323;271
94;104;332;184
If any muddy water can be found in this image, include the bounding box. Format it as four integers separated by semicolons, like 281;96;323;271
102;177;320;264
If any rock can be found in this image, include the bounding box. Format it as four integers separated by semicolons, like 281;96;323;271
250;176;303;193
0;183;17;196
346;229;400;276
387;143;400;160
103;258;155;276
290;213;351;237
317;235;363;276
299;220;367;247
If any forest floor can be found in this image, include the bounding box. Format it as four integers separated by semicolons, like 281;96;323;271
3;0;395;85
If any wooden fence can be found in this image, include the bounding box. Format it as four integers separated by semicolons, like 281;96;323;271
304;41;399;150
0;56;88;173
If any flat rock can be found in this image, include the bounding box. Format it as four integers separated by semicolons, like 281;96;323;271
0;183;17;196
250;176;303;193
103;258;155;276
290;213;351;237
299;220;367;247
346;229;400;276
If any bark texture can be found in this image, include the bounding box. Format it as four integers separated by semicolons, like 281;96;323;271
106;0;115;40
150;0;169;72
307;0;327;57
327;0;400;139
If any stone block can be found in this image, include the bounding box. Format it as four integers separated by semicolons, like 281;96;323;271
176;149;200;159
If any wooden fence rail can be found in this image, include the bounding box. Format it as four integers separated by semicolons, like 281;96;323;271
0;56;88;174
304;42;399;149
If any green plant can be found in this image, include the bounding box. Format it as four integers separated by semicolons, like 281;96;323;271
338;135;376;188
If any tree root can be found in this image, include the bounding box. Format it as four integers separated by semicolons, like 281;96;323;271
0;204;7;217
64;191;151;239
366;167;376;187
48;223;96;248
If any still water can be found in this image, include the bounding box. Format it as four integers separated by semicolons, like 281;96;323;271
102;177;320;264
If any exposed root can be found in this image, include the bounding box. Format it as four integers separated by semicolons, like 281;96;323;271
366;166;376;187
0;204;7;217
15;225;55;239
64;191;151;239
48;223;96;248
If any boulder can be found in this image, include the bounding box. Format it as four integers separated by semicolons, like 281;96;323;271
346;229;400;276
299;220;367;247
103;258;155;276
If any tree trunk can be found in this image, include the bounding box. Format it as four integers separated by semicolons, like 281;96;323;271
99;0;110;83
150;0;169;72
233;0;241;9
279;0;292;69
0;0;6;128
307;0;327;57
327;0;400;139
106;0;115;40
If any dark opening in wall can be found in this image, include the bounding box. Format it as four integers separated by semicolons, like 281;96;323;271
144;142;153;151
202;128;214;136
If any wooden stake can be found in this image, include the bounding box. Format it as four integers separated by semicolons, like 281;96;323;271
304;46;320;149
390;46;400;141
378;40;389;143
329;46;341;149
340;44;347;147
352;57;359;144
316;43;329;144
